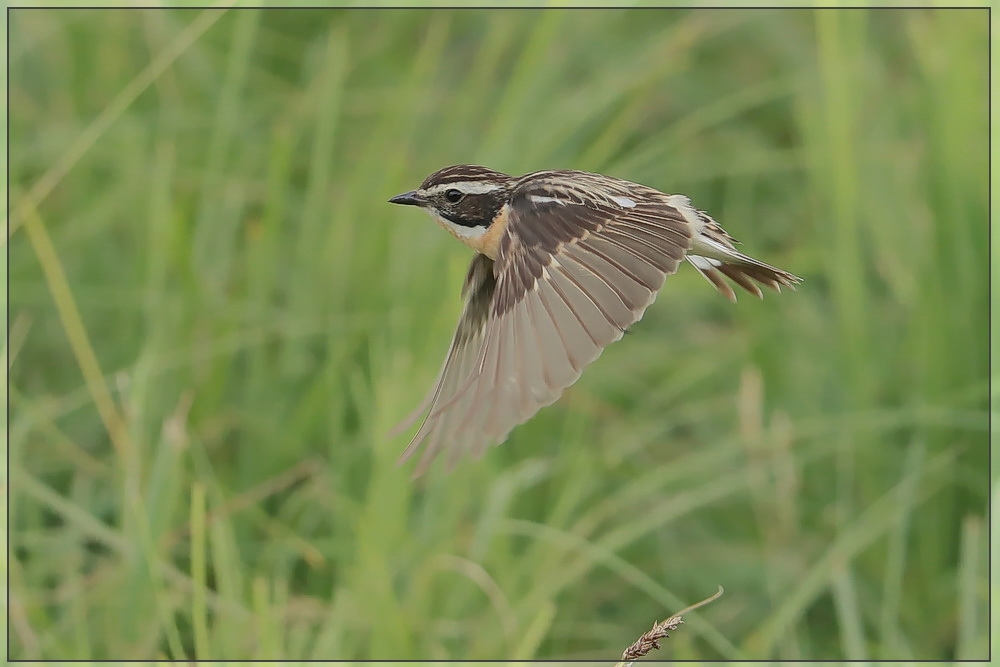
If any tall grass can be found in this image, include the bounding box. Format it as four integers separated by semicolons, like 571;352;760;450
8;8;989;661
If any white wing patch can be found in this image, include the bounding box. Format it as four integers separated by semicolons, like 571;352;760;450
528;194;567;206
612;195;637;208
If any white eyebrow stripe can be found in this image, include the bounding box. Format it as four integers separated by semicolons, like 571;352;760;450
611;195;636;208
423;181;504;196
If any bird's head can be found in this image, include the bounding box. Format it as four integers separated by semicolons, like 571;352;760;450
389;164;514;231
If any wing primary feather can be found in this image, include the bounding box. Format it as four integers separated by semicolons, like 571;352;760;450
525;285;578;391
556;252;633;331
599;227;684;274
578;235;666;287
568;243;652;314
395;255;496;466
539;262;610;368
546;261;622;346
482;312;519;441
514;290;558;412
611;221;688;257
445;311;504;443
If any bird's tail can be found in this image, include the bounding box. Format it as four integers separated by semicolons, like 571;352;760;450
686;235;802;303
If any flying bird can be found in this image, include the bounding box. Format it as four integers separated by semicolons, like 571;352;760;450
388;164;801;476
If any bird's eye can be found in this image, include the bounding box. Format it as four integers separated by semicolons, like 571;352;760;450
445;189;464;203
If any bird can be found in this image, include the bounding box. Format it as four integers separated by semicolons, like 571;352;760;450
388;164;801;476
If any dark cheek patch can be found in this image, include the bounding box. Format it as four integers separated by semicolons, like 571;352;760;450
442;194;501;229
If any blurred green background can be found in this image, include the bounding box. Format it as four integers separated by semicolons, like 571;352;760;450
7;7;990;662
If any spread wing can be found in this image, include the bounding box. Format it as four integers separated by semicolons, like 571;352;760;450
391;253;496;464
396;172;696;476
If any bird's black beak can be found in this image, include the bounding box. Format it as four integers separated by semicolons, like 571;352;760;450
388;190;425;207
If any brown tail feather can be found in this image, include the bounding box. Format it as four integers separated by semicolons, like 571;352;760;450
687;253;801;302
718;264;765;298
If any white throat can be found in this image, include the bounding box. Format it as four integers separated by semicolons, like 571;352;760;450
426;208;489;241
